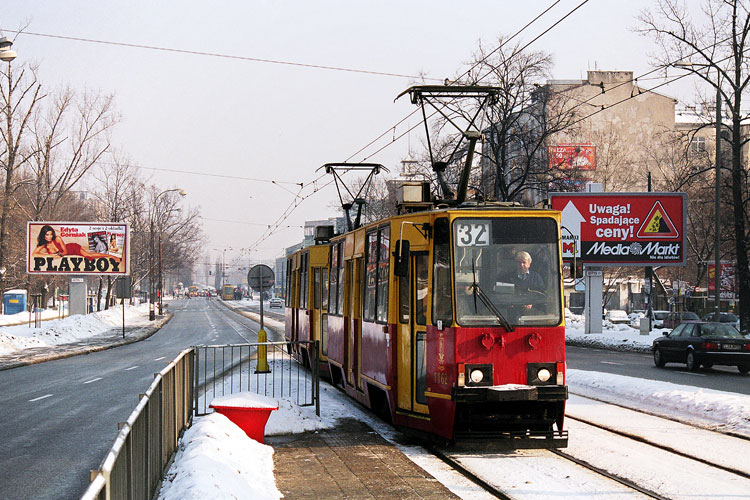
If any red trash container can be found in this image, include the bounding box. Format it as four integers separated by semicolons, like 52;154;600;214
210;392;279;443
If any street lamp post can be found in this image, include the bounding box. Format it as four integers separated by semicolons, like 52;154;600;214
0;38;16;314
674;61;722;318
149;188;186;320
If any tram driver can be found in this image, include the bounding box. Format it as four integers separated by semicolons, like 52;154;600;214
505;250;545;310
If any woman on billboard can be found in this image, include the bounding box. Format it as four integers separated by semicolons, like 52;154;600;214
32;225;119;261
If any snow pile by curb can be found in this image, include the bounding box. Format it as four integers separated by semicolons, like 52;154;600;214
157;412;281;500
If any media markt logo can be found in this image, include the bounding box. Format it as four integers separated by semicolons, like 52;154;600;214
586;241;680;258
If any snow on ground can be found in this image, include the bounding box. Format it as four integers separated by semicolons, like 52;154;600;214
2;302;749;499
0;300;152;355
159;365;750;500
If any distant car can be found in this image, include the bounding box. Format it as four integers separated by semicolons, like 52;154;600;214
651;310;670;328
653;322;750;373
605;309;630;324
702;312;740;331
663;311;700;330
269;298;284;308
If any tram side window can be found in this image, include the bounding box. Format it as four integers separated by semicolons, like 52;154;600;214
364;231;378;322
300;254;308;309
399;274;409;324
336;243;345;316
322;266;329;311
314;268;321;309
376;226;389;323
285;258;292;307
432;219;452;326
329;245;338;315
415;254;428;326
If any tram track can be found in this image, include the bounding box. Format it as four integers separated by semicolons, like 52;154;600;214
429;441;665;500
426;403;750;500
565;413;750;481
547;448;670;500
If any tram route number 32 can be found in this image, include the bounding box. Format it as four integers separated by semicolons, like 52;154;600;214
456;222;490;247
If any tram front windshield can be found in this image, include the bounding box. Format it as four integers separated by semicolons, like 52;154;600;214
453;217;561;327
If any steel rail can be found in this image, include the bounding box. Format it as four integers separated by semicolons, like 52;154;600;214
548;448;670;500
425;445;514;500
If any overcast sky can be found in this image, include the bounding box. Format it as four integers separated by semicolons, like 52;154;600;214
3;0;703;274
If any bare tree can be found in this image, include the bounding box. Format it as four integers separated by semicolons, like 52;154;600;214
460;37;582;203
24;87;117;221
0;58;44;301
639;0;750;329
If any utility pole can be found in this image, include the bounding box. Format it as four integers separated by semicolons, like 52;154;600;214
713;84;721;318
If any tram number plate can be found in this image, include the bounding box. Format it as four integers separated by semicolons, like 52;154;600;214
456;222;490;247
723;344;740;350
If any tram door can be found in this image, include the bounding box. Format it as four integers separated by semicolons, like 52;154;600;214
343;259;363;389
396;252;429;414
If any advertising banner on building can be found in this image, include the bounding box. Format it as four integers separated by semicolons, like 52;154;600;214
549;192;686;266
27;222;129;275
548;144;596;170
708;262;735;299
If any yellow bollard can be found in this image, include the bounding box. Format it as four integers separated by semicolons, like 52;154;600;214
255;328;271;374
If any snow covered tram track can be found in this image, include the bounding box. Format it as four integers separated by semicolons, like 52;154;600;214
548;448;670;500
425;445;515;500
565;413;750;481
427;444;656;499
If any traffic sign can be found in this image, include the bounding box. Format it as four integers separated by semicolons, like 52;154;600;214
247;264;274;291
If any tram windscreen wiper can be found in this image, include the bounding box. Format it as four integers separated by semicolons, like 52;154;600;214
471;262;514;332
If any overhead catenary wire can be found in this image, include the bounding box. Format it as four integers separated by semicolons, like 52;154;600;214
244;0;573;252
2;29;444;82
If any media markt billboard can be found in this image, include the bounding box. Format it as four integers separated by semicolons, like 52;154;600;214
27;222;130;275
549;192;686;266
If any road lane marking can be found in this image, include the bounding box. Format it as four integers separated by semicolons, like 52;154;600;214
84;378;102;384
600;361;623;365
154;357;166;361
125;366;139;371
675;371;707;377
29;394;52;402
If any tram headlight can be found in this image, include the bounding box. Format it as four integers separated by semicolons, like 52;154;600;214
527;362;558;386
462;364;492;387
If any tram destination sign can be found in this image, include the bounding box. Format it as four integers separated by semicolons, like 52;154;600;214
549;192;686;266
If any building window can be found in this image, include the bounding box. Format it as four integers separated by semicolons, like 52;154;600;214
690;136;706;153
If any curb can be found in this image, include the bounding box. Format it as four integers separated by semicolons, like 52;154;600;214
0;313;173;371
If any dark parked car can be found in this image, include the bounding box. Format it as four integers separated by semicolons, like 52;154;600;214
702;312;740;331
662;311;700;330
653;322;750;373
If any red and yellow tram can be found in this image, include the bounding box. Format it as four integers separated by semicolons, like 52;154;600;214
285;202;568;447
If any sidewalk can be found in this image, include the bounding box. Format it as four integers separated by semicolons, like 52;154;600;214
269;419;459;500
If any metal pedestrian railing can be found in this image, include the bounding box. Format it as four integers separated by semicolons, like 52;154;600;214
81;349;194;500
194;341;320;417
80;340;319;500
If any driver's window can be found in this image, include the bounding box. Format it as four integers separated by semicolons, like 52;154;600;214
671;324;685;336
679;324;694;337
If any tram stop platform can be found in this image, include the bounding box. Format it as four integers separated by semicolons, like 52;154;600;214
268;418;460;499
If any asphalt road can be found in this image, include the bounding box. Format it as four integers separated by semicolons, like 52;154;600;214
567;344;750;395
0;297;262;500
